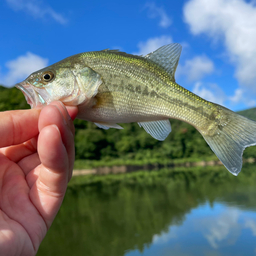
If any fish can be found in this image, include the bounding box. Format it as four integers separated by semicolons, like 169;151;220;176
15;43;256;176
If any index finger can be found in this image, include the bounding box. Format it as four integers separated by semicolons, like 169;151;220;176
0;108;40;148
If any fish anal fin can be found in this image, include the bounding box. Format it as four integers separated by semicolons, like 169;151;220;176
95;122;123;130
138;120;171;141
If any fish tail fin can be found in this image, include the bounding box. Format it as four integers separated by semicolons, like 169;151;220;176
201;107;256;176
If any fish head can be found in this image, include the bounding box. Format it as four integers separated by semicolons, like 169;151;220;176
15;57;102;108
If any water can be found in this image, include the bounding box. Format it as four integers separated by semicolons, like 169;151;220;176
126;203;256;256
37;165;256;256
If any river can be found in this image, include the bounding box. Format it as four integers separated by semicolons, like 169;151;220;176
37;164;256;256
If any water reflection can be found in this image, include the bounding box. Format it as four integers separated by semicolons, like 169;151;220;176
199;205;240;249
126;203;256;256
37;165;256;256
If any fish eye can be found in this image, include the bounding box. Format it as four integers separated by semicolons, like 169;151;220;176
42;71;54;82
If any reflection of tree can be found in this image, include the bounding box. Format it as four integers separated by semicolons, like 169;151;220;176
38;183;193;256
37;165;256;256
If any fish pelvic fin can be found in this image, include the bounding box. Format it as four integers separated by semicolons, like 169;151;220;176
201;107;256;176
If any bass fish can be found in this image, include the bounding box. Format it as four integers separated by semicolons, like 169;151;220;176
15;43;256;176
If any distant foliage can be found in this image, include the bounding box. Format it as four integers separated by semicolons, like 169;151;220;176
237;108;256;121
1;85;256;161
0;85;29;111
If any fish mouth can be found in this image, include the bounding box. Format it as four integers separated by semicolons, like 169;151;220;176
15;82;44;108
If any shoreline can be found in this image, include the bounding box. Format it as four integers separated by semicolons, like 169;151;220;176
72;157;255;176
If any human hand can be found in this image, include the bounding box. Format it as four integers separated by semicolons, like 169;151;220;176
0;102;78;256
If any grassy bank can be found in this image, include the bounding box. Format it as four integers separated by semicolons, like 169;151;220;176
69;165;222;187
73;155;220;169
69;163;256;188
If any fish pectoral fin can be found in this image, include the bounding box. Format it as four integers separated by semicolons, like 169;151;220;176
144;43;182;82
138;120;171;141
94;122;123;130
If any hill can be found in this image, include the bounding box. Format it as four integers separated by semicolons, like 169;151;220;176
237;108;256;121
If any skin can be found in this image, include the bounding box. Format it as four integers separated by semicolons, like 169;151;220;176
0;101;78;256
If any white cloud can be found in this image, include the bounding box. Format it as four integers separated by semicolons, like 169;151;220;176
152;226;177;244
134;36;173;56
193;82;226;106
0;52;48;87
198;206;240;249
229;88;244;104
191;83;256;108
145;2;172;28
245;218;256;236
184;0;256;88
229;88;256;107
177;55;214;81
6;0;67;24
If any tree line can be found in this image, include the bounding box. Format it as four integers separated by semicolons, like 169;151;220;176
1;85;256;162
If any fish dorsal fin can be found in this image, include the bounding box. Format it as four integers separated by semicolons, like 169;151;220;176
95;122;123;130
138;120;171;141
144;43;182;82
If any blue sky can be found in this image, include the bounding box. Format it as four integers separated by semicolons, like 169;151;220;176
1;0;256;111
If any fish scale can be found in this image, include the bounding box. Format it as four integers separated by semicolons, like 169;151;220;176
79;50;214;130
15;43;256;176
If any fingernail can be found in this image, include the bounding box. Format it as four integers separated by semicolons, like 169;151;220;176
69;128;74;138
54;104;68;126
58;101;65;110
52;124;60;134
51;124;65;146
59;102;72;123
